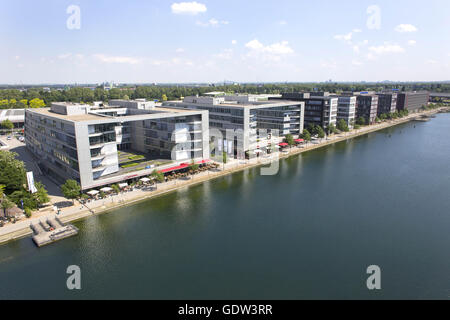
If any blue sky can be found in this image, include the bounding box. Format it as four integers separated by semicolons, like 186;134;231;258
1;0;449;84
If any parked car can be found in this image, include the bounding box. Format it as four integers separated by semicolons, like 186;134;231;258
7;136;12;140
18;136;25;142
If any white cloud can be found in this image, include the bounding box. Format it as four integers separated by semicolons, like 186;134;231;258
231;40;237;45
245;39;294;55
58;53;72;59
14;55;20;60
171;2;207;15
245;39;265;50
214;49;233;60
352;29;362;33
426;59;438;65
334;32;353;42
368;43;405;55
408;40;417;46
279;20;287;25
196;18;229;27
395;24;418;33
176;48;185;53
244;39;294;63
352;60;363;66
93;54;141;65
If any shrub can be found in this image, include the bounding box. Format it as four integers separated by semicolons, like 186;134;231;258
24;207;32;218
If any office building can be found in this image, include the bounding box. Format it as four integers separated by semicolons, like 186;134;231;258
354;93;379;124
163;94;304;159
25;100;209;190
376;92;398;115
271;93;338;130
396;91;429;112
335;96;356;129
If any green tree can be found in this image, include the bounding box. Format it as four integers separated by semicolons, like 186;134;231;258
0;150;26;194
356;117;366;126
151;170;165;183
284;134;295;146
316;126;325;139
24;207;32;218
1;119;14;132
189;160;199;172
301;129;311;141
0;184;5;197
327;123;337;135
111;184;120;194
337;119;349;132
162;94;168;101
29;98;46;108
1;197;15;218
61;179;81;203
34;182;50;205
222;152;228;164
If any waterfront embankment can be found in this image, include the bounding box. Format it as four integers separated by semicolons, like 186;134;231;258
0;107;447;246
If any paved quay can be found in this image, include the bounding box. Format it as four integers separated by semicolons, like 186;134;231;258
0;108;445;246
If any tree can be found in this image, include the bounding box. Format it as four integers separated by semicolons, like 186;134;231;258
316;126;325;139
0;184;5;198
1;119;14;132
34;182;50;205
189;160;199;172
1;197;15;218
222;152;228;164
162;94;168;101
151;170;165;183
337;119;349;132
356;117;366;126
301;129;311;141
24;207;32;218
284;134;295;146
327;123;337;135
29;98;46;108
61;179;81;203
0;150;26;194
111;184;120;194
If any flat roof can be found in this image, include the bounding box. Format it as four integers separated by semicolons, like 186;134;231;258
26;106;206;124
27;108;105;122
168;99;303;110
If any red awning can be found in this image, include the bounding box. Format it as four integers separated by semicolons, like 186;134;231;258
295;139;304;143
160;160;211;173
160;163;189;173
279;143;289;147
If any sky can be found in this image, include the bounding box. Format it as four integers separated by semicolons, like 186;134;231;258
1;0;450;84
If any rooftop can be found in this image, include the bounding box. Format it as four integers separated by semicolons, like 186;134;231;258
26;103;206;124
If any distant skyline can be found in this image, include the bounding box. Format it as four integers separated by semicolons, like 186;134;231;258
1;0;450;84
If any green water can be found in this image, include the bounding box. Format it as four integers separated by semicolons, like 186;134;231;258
1;114;450;299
